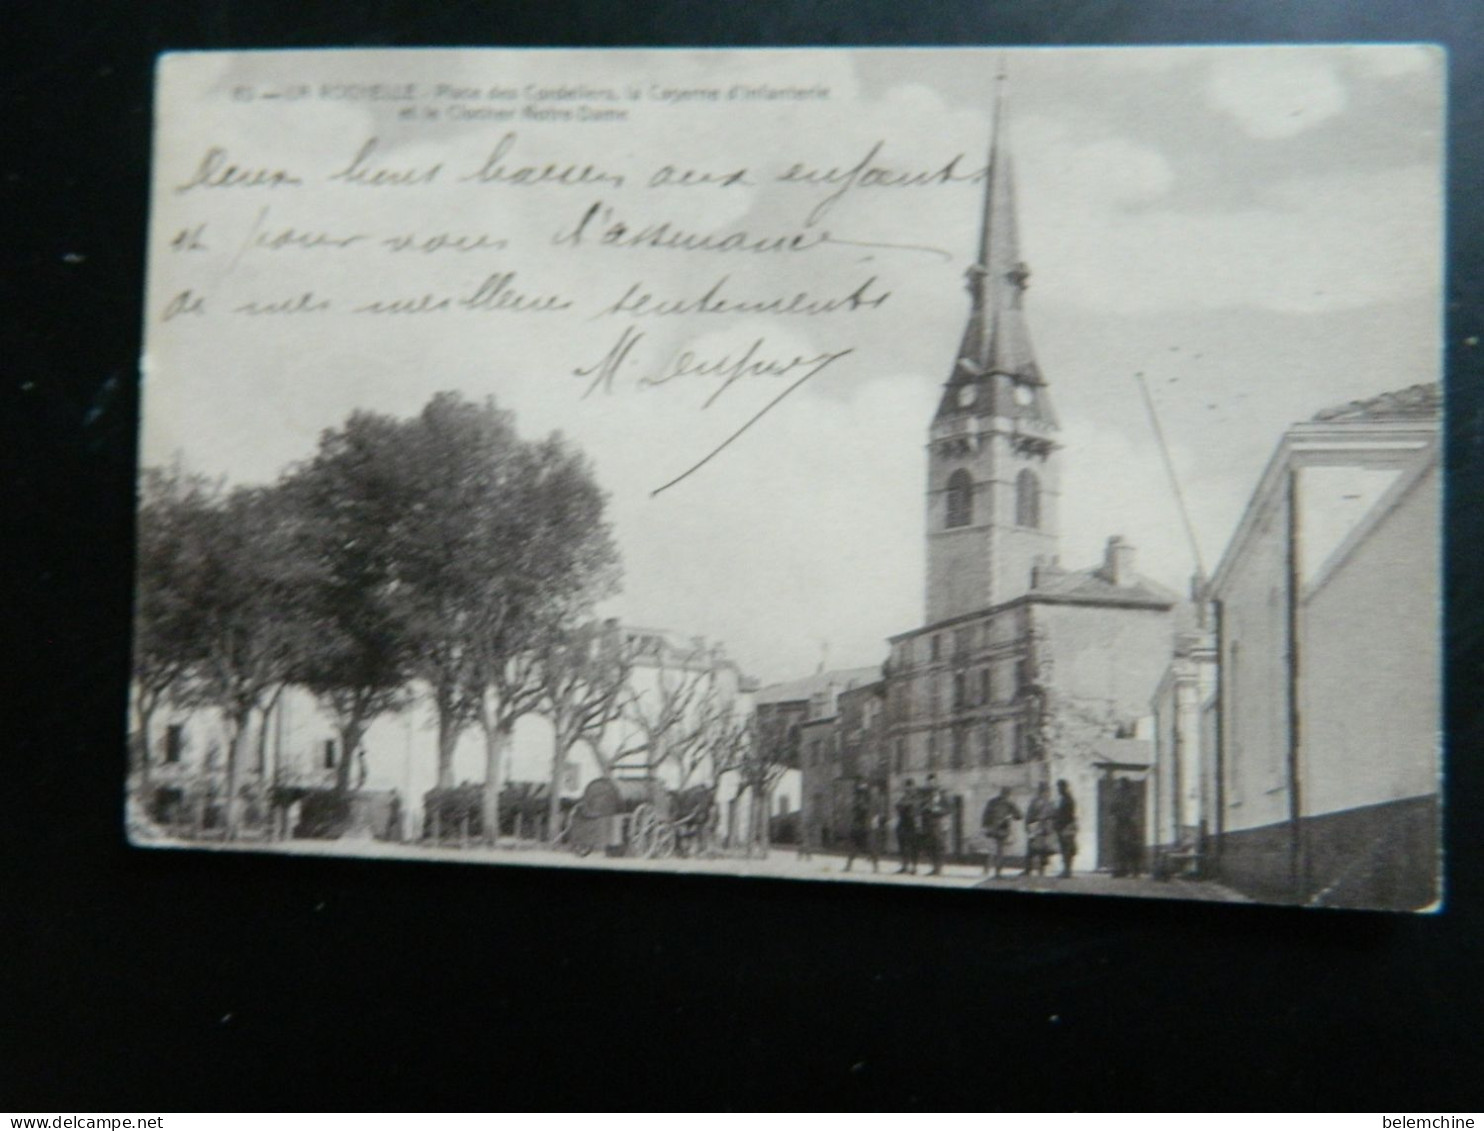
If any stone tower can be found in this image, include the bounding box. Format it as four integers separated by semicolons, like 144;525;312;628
925;75;1061;623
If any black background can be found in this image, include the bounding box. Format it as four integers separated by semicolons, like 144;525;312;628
6;0;1482;1111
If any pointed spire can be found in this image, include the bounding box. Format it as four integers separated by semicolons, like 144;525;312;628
938;68;1050;421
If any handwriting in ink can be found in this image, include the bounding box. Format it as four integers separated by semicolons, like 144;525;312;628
351;272;573;315
553;201;828;253
460;132;625;189
776;140;984;225
329;139;443;187
597;275;891;319
174;147;302;193
648;342;856;496
574;325;646;399
381;231;508;254
233;292;331;315
161;290;206;320
647;164;753;189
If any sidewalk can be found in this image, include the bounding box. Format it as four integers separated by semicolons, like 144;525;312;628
975;870;1250;902
146;834;1247;900
153;834;988;888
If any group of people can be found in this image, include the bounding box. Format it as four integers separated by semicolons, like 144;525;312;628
979;779;1078;879
829;775;1079;880
834;774;953;875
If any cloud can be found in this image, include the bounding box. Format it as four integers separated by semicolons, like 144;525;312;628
1205;52;1348;139
1024;160;1439;316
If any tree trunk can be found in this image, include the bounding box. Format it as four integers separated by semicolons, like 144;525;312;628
481;716;512;846
335;716;368;793
223;706;252;839
436;707;460;790
755;780;772;855
547;730;568;843
255;702;274;781
135;699;156;789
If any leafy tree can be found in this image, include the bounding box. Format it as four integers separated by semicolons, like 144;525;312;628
387;393;525;790
469;433;619;843
281;410;418;791
131;463;217;785
185;484;305;835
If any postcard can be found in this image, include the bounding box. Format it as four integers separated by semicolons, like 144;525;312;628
131;46;1444;910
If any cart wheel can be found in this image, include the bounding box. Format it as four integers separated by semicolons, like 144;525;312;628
651;824;677;859
630;803;657;857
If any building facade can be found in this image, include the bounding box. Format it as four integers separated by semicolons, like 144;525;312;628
756;668;879;850
879;79;1183;869
1149;618;1218;873
1206;385;1441;909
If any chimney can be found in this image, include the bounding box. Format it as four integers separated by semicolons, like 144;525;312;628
1104;536;1136;587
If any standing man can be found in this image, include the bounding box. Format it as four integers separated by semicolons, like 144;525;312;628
919;773;950;876
979;786;1022;879
1052;778;1078;879
894;778;919;875
1024;782;1055;877
843;781;880;874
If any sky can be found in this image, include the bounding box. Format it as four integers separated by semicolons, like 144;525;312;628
143;45;1443;688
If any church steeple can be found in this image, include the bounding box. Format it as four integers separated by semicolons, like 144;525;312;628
935;74;1056;428
924;70;1062;623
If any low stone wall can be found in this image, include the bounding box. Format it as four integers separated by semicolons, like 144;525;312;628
1211;794;1439;911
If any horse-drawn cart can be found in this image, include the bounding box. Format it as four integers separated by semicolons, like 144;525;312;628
565;777;715;859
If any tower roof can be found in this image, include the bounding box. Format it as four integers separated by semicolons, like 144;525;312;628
936;74;1055;426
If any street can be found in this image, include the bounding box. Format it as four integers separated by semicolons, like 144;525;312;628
164;833;1246;900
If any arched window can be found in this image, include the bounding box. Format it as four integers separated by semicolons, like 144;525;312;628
1015;469;1041;528
945;469;973;528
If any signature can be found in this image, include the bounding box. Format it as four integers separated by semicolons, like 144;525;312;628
574;328;854;495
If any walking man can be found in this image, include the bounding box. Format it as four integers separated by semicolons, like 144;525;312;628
979;786;1022;878
1024;782;1055;877
1052;778;1078;879
919;773;950;876
843;781;880;874
894;779;919;875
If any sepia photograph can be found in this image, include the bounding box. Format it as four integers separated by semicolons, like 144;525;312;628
131;45;1444;911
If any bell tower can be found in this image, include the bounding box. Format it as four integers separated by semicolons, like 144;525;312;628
926;73;1061;623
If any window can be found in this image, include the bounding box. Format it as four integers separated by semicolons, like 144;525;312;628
951;727;966;770
894;738;906;774
164;724;184;764
952;672;966;710
978;668;991;706
946;469;974;528
978;723;994;767
1016;658;1034;694
930;634;941;661
954;627;972;656
1015;469;1041;528
324;739;337;769
927;732;938;770
1004;719;1025;764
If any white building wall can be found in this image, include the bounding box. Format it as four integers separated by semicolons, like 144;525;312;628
1300;460;1440;815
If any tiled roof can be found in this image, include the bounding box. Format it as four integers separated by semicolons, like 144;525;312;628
753;665;882;706
1312;383;1441;422
1027;566;1180;609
